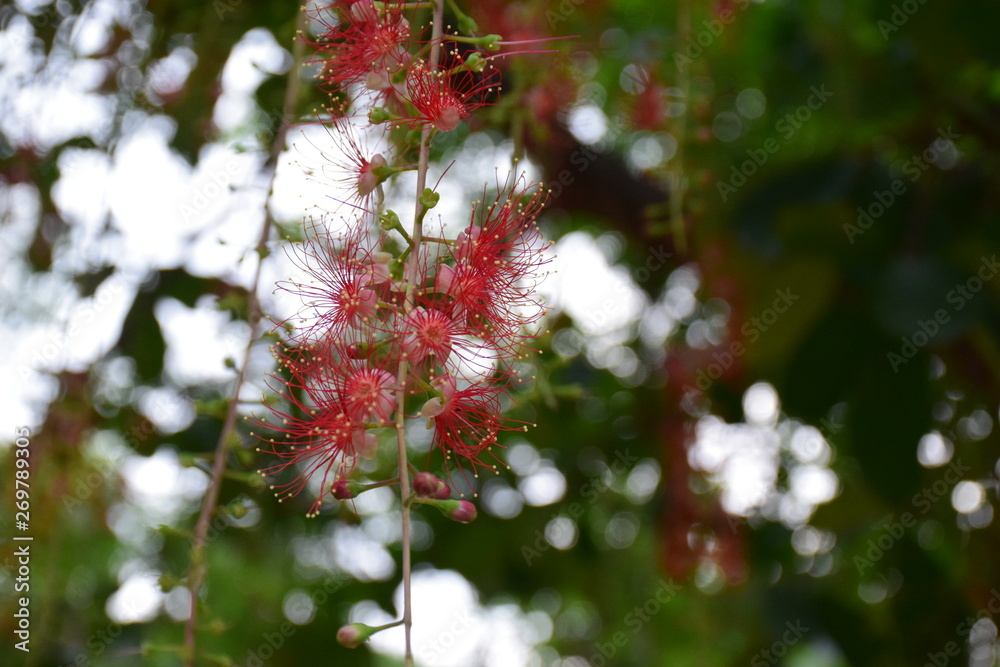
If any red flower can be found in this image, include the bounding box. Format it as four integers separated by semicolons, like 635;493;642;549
249;343;379;517
401;51;501;132
307;0;414;95
420;374;529;478
435;176;551;353
391;292;515;381
275;219;391;345
400;306;456;364
311;115;393;209
339;365;397;424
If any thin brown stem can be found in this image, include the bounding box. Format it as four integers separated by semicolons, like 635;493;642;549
392;362;414;666
394;3;445;664
182;10;306;666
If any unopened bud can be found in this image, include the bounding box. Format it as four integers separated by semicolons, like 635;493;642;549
458;15;479;34
427;499;477;523
450;500;477;523
435;483;451;500
332;480;365;500
358;153;388;196
419;187;440;209
368;106;392;124
337;623;375;648
413;472;444;498
379;209;401;231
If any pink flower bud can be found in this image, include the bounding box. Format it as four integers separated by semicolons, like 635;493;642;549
358;153;387;196
450;500;477;523
427;499;477;523
332;480;357;500
413;472;443;497
434;483;452;500
337;623;375;648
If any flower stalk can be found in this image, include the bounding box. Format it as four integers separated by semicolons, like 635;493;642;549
249;1;556;664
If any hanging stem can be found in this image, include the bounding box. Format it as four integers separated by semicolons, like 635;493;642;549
392;363;414;666
393;3;445;664
182;10;307;666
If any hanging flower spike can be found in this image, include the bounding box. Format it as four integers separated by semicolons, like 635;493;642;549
401;48;502;132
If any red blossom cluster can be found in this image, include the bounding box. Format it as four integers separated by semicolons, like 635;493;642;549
304;0;502;131
249;1;551;515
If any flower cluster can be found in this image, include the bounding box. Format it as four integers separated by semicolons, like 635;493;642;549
305;0;502;128
250;0;551;516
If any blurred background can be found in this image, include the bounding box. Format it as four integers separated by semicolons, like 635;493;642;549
1;0;999;665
